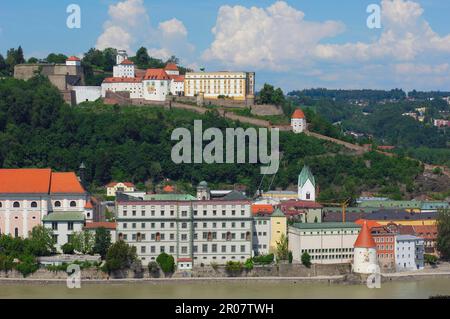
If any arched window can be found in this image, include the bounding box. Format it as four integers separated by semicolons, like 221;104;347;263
306;192;311;200
118;233;123;240
54;201;61;207
13;202;20;208
70;201;77;207
31;201;38;208
156;232;161;242
14;227;19;238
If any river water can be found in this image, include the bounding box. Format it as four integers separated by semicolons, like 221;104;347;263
1;278;450;299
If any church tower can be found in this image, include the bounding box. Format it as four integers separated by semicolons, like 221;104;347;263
298;165;316;201
353;221;378;274
196;181;210;200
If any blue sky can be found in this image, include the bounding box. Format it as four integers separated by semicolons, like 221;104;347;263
1;0;450;91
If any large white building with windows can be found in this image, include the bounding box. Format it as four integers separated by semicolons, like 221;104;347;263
116;183;253;268
0;169;93;244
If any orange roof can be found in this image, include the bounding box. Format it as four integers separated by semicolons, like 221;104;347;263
0;169;85;194
103;77;142;83
67;56;81;62
144;69;170;80
84;200;93;209
120;59;134;65
252;204;274;215
355;219;381;229
163;185;175;193
354;221;377;248
292;109;305;119
84;222;117;230
169;75;185;82
106;182;135;188
50;172;85;194
165;63;179;71
0;168;52;193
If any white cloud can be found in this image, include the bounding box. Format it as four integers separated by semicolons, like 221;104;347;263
95;0;194;63
203;1;345;70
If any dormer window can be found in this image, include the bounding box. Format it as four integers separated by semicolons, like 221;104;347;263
13;202;20;208
31;202;38;208
55;201;61;207
70;201;77;207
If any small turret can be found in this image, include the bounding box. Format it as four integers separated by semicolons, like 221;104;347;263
353;221;378;274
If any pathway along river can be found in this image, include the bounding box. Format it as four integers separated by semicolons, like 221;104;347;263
1;277;450;298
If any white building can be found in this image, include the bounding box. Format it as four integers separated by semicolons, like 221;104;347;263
43;211;85;251
116;50;128;65
142;69;171;101
252;213;271;256
353;221;378;274
395;235;424;271
0;169;92;247
106;182;136;197
298;165;316;201
101;77;144;100
66;56;81;66
72;86;102;104
116;186;253;268
184;71;255;100
289;222;360;264
113;59;135;78
291;109;306;133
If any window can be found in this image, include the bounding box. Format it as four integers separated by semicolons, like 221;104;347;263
306;192;311;200
31;201;38;208
70;201;77;207
52;222;58;230
54;201;61;207
68;222;74;231
13;202;20;208
14;227;19;238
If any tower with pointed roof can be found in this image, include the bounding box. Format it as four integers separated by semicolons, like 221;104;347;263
291;108;306;133
353;221;378;274
196;181;210;200
298;165;316;201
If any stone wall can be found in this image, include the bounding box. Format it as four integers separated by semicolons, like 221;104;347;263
250;104;284;116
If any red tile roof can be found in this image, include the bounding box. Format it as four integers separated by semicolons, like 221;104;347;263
84;222;117;230
177;258;192;262
355;219;381;229
120;59;134;65
0;169;85;194
0;168;52;193
169;75;185;82
163;185;175;193
292;109;305;119
67;56;81;62
103;77;143;83
84;201;93;209
354;221;377;248
165;63;179;71
106;182;135;188
50;172;85;194
144;69;170;80
252;204;274;215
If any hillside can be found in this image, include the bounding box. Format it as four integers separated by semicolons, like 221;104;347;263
0;76;440;202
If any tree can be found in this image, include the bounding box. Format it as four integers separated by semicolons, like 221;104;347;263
148;261;160;277
135;47;150;68
437;209;450;260
46;53;68;64
275;233;289;261
156;252;175;274
301;252;311;268
258;83;286;106
93;228;112;259
0;54;7;75
70;230;95;254
27;225;55;256
105;240;137;272
166;55;179;64
61;243;75;254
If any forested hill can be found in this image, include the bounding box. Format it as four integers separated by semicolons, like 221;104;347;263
0;76;426;201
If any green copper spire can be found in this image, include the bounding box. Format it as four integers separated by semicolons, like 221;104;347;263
298;165;315;188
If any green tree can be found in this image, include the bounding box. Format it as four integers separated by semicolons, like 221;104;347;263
156;252;175;273
258;83;286;105
105;240;137;272
148;261;160;277
93;228;112;259
0;54;7;75
61;243;75;254
46;53;68;64
301;252;311;268
70;230;95;254
275;233;289;261
437;209;450;260
27;225;55;256
244;258;254;270
135;47;150;67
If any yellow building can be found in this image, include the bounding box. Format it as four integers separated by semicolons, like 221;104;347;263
270;208;287;253
106;182;135;197
184;71;255;100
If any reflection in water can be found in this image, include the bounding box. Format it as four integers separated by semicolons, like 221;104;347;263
1;278;450;299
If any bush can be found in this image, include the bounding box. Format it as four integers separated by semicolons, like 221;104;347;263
148;261;160;277
424;254;438;265
15;255;39;277
61;243;75;255
225;261;243;273
252;254;275;265
156;253;175;274
0;255;14;272
46;263;69;272
301;252;311;268
244;258;254;271
105;241;138;272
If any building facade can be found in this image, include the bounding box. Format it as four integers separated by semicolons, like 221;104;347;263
291;109;306;133
106;182;136;197
353;221;378;274
184;71;255;101
395;235;425;271
289;223;360;264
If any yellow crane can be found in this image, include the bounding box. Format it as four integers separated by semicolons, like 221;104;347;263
320;198;351;223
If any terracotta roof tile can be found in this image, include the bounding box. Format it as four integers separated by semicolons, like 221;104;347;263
83;222;117;230
50;172;85;194
0;168;52;194
165;63;179;71
292;109;305;119
354;221;377;248
144;69;170;80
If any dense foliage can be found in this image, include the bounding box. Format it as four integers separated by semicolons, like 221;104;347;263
156;252;175;273
289;88;406;102
93;228;112;259
301;252;311;268
437;209;450;260
252;254;275;265
104;240;138;272
0;77;425;201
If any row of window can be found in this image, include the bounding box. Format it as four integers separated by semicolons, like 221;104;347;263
120;231;251;242
311;254;352;260
301;248;355;254
299;230;358;235
374;237;395;243
121;221;249;229
51;222;75;231
0;200;78;208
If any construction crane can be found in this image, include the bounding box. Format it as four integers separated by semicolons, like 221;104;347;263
320;198;351;223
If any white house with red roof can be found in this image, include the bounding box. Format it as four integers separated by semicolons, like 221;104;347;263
0;169;92;246
106;182;136;197
113;58;136;78
142;69;171;101
66;56;81;67
291;108;306;133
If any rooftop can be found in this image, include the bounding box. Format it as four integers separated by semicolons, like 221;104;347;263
144;69;171;81
83;222;117;230
291;222;360;230
42;211;85;222
298;165;315;188
144;194;196;201
292;109;305;119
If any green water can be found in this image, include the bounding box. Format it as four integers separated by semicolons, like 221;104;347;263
1;278;450;299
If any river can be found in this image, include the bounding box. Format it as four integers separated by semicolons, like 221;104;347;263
1;278;450;299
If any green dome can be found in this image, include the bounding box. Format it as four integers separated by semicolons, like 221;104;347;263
198;181;208;187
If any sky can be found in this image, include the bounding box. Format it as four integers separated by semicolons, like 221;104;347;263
1;0;450;92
